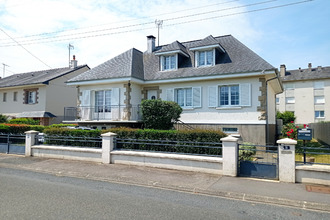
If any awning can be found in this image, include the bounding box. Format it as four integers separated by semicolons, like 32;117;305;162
17;111;57;118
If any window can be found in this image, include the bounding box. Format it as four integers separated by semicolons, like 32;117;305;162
24;89;38;104
161;55;177;71
13;92;17;102
3;93;7;102
223;127;238;133
286;97;295;104
175;88;192;107
196;50;214;67
95;90;111;113
315;111;325;118
276;97;279;104
314;81;324;90
284;83;294;90
314;96;325;104
219;85;239;106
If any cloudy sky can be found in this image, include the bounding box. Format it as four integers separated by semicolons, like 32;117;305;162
0;0;329;77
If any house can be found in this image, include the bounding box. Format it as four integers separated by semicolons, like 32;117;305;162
0;57;89;125
66;35;282;144
276;63;330;124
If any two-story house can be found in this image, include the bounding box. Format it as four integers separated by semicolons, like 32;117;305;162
66;35;282;144
0;57;89;125
276;63;330;124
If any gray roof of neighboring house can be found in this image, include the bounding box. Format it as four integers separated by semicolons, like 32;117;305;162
281;66;330;81
68;35;275;83
0;65;89;88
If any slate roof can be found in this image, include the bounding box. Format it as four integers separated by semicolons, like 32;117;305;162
68;34;275;83
282;66;330;81
0;65;88;88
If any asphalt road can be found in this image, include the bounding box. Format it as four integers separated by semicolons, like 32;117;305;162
1;167;329;220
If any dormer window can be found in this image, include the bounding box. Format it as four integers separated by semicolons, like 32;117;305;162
160;54;177;71
196;50;214;67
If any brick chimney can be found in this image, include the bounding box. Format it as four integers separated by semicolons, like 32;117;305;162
280;64;286;77
147;35;156;53
308;63;312;72
70;55;78;69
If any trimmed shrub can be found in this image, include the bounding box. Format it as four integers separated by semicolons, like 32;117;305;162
0;114;8;123
141;99;182;130
8;118;40;125
276;111;296;125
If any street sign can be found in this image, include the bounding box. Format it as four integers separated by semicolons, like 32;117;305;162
297;128;312;140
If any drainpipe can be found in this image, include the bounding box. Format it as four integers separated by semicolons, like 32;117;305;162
265;75;279;145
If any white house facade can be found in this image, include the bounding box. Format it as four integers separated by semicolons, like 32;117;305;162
66;35;282;144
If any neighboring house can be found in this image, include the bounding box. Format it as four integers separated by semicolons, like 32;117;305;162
276;63;330;124
66;35;282;144
0;57;89;125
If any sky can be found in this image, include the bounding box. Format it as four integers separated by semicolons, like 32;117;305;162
0;0;329;77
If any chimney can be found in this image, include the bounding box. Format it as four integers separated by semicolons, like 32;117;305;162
70;55;78;69
147;35;156;53
280;64;286;77
308;63;312;72
317;66;322;71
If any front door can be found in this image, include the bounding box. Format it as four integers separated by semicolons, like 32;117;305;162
147;90;157;100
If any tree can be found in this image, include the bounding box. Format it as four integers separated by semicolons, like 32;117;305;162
0;114;8;123
276;111;296;125
141;99;182;130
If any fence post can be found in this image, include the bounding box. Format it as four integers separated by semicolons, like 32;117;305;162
101;132;117;164
221;135;239;176
25;130;39;156
277;138;297;183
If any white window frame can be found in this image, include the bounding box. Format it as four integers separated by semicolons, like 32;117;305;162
13;92;17;102
3;92;7;102
219;84;240;107
314;96;325;104
175;88;192;108
276;97;280;104
284;83;294;90
94;90;111;113
160;54;177;71
314;81;324;90
167;87;201;109
27;91;36;104
315;111;325;118
195;49;215;67
286;97;295;104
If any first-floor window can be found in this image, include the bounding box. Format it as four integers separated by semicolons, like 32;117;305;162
3;93;7;102
315;111;324;118
13;92;17;102
28;91;36;104
219;85;239;106
95;90;111;113
175;88;192;107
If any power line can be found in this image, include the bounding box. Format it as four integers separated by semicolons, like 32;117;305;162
0;28;52;68
0;0;314;47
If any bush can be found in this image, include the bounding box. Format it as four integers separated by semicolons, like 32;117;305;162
141;99;182;130
239;143;256;161
276;111;296;125
8;118;40;125
0;114;8;123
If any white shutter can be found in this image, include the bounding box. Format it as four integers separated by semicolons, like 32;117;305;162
81;90;91;120
195;51;199;67
166;89;174;102
192;87;201;108
240;83;251;106
111;88;120;120
208;86;217;107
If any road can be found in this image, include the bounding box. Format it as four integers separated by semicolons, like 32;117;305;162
1;167;329;220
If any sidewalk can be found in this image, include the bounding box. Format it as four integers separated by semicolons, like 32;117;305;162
1;153;329;212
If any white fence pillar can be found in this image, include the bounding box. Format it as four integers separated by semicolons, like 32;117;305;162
25;130;39;156
101;132;117;164
221;135;239;176
277;138;297;183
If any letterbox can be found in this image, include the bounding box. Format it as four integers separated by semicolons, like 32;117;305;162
297;128;312;140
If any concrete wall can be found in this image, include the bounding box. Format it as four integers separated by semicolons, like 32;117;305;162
296;164;330;185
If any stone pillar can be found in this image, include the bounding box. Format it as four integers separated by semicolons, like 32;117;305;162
25;130;39;156
101;132;117;164
221;135;239;176
277;138;297;183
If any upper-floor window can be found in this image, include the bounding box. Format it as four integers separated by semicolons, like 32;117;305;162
314;96;325;104
314;81;324;90
13;92;17;102
161;55;177;71
24;88;38;104
284;83;294;90
95;90;111;113
196;50;214;67
315;111;324;118
3;93;7;102
276;97;280;104
286;97;295;104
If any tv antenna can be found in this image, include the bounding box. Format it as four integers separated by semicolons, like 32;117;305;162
68;44;74;66
2;63;9;78
155;19;163;46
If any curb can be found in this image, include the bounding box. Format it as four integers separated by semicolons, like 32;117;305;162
1;162;330;212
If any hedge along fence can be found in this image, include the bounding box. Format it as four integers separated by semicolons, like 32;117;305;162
0;123;79;134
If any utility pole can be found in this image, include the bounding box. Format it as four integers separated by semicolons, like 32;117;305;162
68;44;74;67
155;19;163;46
2;63;9;78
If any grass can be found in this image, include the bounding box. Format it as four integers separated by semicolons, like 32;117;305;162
295;153;330;164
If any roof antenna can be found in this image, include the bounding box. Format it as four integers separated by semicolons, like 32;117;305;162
2;63;9;78
155;19;163;46
68;43;74;67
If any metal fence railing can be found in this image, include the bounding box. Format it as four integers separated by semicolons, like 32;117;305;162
238;144;278;164
114;138;222;157
37;134;102;148
0;133;26;154
296;146;330;165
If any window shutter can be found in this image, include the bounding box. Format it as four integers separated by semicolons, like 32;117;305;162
81;90;91;106
195;51;199;67
240;83;251;106
192;87;201;107
166;89;174;102
111;88;120;120
111;88;120;105
208;86;217;107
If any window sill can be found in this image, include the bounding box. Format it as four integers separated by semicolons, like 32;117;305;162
215;106;242;110
182;107;195;111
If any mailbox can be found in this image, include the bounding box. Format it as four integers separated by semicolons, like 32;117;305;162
297;128;312;140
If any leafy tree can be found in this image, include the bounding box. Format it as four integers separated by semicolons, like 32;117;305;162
141;99;182;130
276;111;296;125
0;114;8;123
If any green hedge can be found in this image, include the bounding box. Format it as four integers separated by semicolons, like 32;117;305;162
8;118;40;125
0;123;45;134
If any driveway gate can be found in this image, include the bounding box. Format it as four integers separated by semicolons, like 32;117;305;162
0;133;26;155
238;144;278;180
